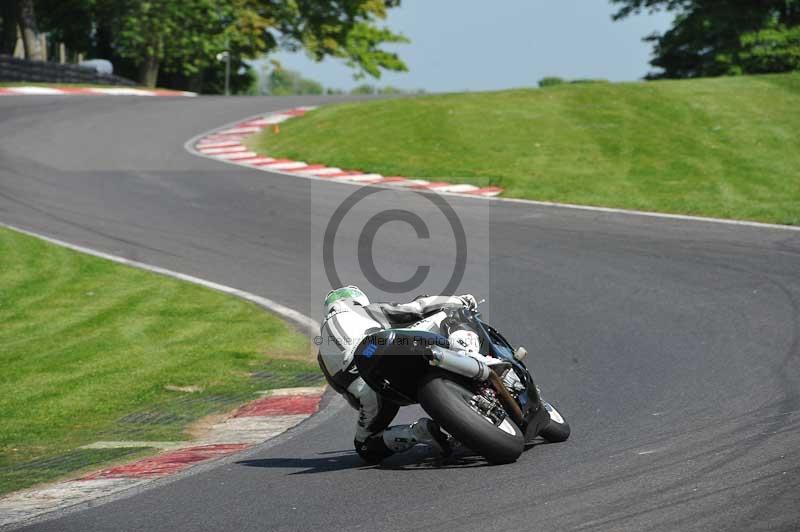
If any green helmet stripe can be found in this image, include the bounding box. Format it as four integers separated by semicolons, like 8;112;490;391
325;287;366;307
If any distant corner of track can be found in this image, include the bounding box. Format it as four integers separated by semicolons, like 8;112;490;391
184;106;506;198
184;104;800;233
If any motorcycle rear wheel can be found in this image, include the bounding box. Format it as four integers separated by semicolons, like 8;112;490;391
418;375;524;464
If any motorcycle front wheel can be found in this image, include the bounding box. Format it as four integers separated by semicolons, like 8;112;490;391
538;401;571;443
418;375;524;464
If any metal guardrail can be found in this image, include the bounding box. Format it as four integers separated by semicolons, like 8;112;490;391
0;54;136;86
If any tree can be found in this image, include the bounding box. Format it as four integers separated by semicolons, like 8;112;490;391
113;0;235;87
611;0;800;78
263;65;324;95
33;0;408;91
1;1;18;55
738;24;800;73
35;0;95;59
268;0;407;79
18;0;43;60
338;23;408;79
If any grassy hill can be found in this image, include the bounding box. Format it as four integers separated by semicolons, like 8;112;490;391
249;73;800;225
0;227;316;494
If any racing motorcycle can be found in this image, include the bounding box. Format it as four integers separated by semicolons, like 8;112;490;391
354;305;570;464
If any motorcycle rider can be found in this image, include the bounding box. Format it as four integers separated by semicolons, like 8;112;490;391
317;285;481;464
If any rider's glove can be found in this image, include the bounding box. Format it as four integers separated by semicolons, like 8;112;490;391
458;294;478;311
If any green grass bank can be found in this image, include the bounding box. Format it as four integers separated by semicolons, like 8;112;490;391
248;73;800;225
0;227;317;494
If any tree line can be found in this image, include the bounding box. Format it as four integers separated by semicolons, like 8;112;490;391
3;1;797;94
260;63;423;96
0;0;407;93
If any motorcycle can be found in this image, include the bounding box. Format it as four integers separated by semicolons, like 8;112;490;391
354;305;570;464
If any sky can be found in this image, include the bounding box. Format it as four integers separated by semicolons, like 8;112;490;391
268;0;675;93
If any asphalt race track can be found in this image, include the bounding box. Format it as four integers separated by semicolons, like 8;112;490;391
1;95;799;532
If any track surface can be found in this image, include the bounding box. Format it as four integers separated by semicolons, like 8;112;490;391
1;95;799;532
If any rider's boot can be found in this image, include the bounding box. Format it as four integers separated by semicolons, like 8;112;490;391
382;418;451;456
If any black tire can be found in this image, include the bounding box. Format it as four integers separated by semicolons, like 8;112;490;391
538;401;571;443
418;376;524;464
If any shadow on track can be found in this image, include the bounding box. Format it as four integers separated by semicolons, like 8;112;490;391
236;441;551;475
236;450;365;475
378;439;550;471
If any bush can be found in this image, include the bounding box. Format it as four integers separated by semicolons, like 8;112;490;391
538;76;565;88
264;67;324;96
350;84;377;95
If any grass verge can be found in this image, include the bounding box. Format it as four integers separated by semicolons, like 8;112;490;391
0;226;318;495
247;73;800;225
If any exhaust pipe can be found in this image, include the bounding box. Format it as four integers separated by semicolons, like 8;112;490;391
426;346;491;381
426;346;526;426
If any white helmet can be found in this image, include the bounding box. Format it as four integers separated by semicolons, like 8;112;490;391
319;286;377;367
324;285;369;314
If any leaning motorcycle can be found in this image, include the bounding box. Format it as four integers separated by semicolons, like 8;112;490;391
354;306;570;464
